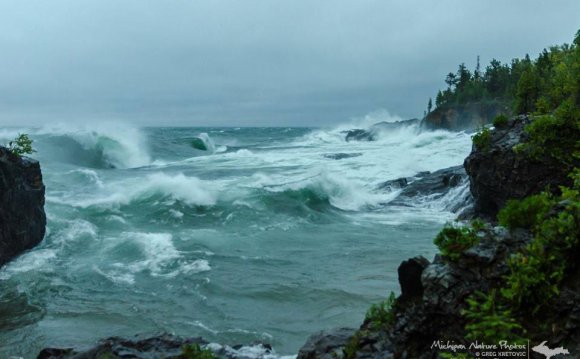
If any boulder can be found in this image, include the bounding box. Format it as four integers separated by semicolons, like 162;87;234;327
0;146;46;267
397;256;429;304
343;119;420;142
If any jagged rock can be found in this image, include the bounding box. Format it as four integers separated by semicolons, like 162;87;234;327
323;153;363;160
380;166;472;213
0;146;46;267
396;166;465;198
398;256;429;304
300;226;535;359
464;115;572;219
37;334;206;359
37;334;279;359
343;119;420;142
376;177;409;191
421;101;511;131
345;129;375;142
297;327;357;359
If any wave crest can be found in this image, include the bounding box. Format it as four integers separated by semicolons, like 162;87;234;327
38;123;151;169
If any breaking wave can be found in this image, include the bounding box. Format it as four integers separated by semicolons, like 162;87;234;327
37;122;151;169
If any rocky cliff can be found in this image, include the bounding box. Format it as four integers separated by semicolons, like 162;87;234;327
0;146;46;267
298;115;579;358
422;101;511;132
464;115;573;219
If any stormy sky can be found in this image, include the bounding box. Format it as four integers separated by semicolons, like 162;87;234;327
0;1;579;127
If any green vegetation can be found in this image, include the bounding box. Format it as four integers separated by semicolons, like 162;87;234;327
6;134;35;157
471;126;492;151
463;175;579;341
518;100;580;171
357;30;579;355
181;343;216;359
463;290;524;343
498;192;553;230
492;114;509;128
365;292;397;330
433;224;480;261
343;330;364;359
500;184;579;312
431;30;580;117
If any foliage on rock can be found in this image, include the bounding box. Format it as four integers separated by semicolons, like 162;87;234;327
181;343;216;359
471;126;492;151
364;292;397;330
433;224;480;261
7;133;35;157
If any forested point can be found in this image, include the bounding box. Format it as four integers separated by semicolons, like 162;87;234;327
427;29;580;117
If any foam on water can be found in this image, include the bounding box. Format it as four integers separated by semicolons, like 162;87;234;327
0;249;57;279
0;116;476;357
101;232;211;282
52;172;218;209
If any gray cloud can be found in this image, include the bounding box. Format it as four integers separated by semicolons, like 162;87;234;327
0;0;579;126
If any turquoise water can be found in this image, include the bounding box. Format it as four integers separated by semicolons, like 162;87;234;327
0;121;472;357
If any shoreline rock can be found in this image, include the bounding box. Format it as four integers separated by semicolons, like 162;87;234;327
464;115;573;219
343;119;420;142
421;101;510;132
0;146;46;267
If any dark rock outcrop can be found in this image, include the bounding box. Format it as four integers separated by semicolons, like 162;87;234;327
298;226;534;359
397;256;429;304
38;334;206;359
344;119;420;142
297;328;357;359
323;153;363;160
0;146;46;267
38;334;279;359
464;115;572;219
298;113;579;358
378;166;472;214
422;101;511;132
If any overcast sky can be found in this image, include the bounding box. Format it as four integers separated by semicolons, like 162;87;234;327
0;1;578;127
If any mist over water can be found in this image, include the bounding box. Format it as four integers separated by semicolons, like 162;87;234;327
0;117;472;357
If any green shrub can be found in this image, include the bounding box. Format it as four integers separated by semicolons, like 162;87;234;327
492;114;509;128
181;343;216;359
343;330;364;359
498;192;553;230
434;225;480;261
520;100;580;170
471;126;492;151
500;186;579;312
365;292;396;330
463;290;524;344
7;133;35;157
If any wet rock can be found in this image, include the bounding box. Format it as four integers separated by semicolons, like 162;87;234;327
376;177;409;191
38;334;206;359
380;166;473;213
345;129;375;142
297;327;357;359
396;166;466;198
398;256;429;304
323;153;363;160
0;146;46;267
464;115;573;219
343;119;420;142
